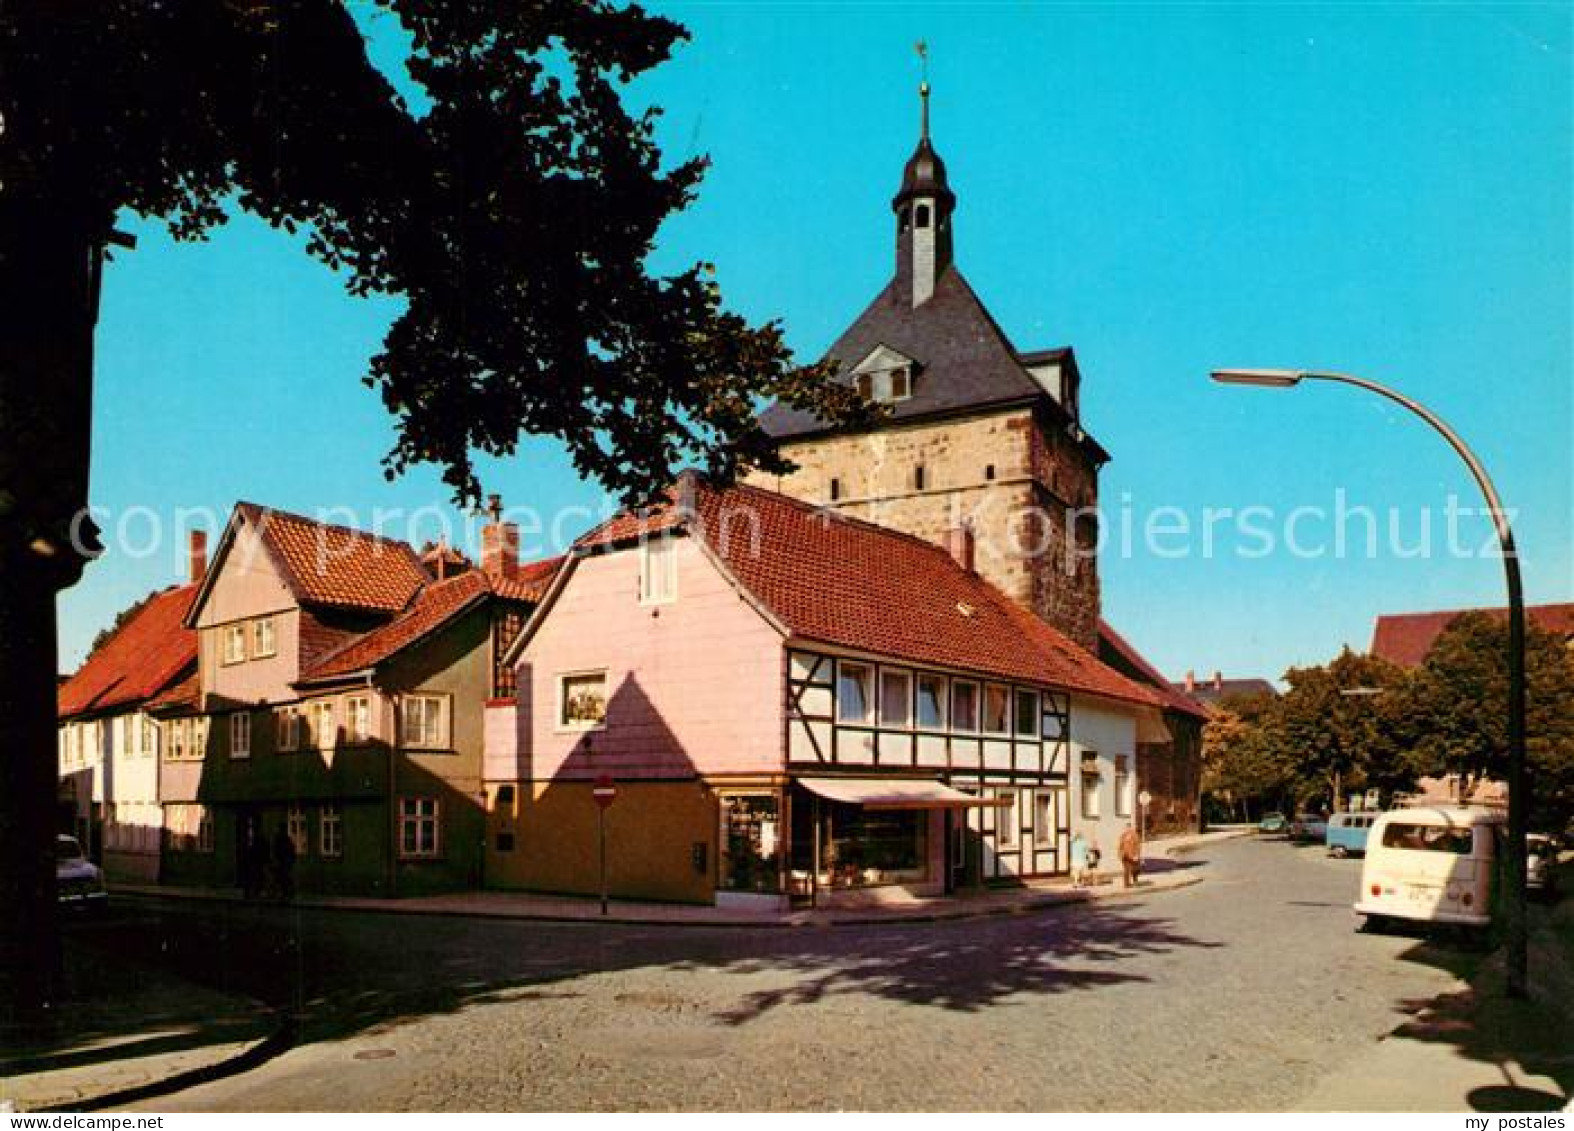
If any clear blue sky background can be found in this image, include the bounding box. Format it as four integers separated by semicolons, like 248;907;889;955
63;2;1571;682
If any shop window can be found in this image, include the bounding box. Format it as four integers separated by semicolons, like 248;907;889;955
982;685;1010;734
823;805;927;889
879;668;912;728
719;794;781;893
916;673;947;729
836;662;873;724
950;680;979;732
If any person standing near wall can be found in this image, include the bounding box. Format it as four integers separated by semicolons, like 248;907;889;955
1118;824;1142;888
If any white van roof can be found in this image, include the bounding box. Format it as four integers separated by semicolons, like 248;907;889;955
1376;805;1506;828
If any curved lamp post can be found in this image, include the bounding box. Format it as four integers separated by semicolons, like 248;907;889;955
1212;367;1529;999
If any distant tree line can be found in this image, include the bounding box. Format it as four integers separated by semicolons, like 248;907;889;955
1202;614;1574;834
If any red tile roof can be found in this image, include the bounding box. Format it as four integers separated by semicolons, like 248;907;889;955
145;671;201;715
301;559;561;683
580;475;1164;710
58;585;198;719
1370;603;1574;667
237;502;430;614
1098;620;1210;720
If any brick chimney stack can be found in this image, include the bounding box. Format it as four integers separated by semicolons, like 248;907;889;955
481;495;518;581
945;523;976;573
188;529;208;585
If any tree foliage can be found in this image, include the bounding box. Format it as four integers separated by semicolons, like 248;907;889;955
1200;619;1574;831
0;0;869;505
87;590;158;656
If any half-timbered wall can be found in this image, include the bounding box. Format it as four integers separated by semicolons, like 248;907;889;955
785;648;1075;879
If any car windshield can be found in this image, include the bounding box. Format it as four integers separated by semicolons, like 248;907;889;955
55;838;84;861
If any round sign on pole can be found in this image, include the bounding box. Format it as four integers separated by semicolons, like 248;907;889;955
1139;789;1153;808
592;774;617;809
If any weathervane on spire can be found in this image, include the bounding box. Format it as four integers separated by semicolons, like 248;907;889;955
915;40;931;140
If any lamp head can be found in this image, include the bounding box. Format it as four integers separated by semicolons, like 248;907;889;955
1211;368;1305;388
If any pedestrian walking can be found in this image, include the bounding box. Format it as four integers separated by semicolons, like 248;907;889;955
1118;823;1142;888
271;823;297;903
1069;831;1089;888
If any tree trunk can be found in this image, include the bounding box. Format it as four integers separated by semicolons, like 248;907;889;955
0;192;104;1027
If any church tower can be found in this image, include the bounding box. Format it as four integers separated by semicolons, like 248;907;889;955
750;73;1107;650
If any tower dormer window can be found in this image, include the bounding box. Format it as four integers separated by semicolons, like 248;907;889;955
914;204;931;228
889;367;911;401
855;372;874;400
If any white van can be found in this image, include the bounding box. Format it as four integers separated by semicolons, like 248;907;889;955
1354;805;1505;929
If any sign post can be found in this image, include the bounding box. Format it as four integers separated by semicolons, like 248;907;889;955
1138;789;1153;841
592;775;617;916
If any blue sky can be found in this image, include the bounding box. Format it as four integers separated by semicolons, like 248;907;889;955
64;2;1571;682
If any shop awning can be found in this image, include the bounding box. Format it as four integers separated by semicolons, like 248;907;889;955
795;776;1012;810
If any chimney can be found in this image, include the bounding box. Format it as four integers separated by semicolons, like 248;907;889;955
481;495;518;581
1213;670;1223;691
945;523;975;573
188;529;208;585
1184;670;1195;693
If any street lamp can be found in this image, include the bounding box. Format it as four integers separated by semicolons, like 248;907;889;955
1212;367;1529;999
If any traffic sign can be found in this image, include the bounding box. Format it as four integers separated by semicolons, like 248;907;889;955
592;775;617;809
1138;789;1153;807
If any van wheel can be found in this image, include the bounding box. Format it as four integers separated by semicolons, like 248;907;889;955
1361;915;1388;935
1330;846;1348;859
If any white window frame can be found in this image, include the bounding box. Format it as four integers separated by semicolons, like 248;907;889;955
915;672;947;731
1081;752;1102;819
222;624;248;665
309;699;337;749
319;804;343;858
345;695;371;744
230;711;251;760
835;661;874;724
997;790;1019;849
276;706;300;752
982;683;1011;735
286;804;308;855
878;667;913;729
638;536;678;605
1033;790;1055;847
1114;755;1133;818
950;679;980;733
398;797;441;859
402;693;452;749
253;616;276;658
556;672;607;732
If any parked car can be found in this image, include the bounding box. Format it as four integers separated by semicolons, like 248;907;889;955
1257;812;1288;835
1526;833;1559;899
1290;813;1329;843
56;835;107;911
1326;812;1378;858
1354;806;1504;932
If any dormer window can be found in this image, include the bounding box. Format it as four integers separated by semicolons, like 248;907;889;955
850;346;917;406
915;204;931;229
855;372;874;400
888;367;911;401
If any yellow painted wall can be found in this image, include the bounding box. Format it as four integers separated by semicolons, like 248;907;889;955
486;779;717;904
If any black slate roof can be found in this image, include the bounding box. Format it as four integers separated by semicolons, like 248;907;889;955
761;265;1057;440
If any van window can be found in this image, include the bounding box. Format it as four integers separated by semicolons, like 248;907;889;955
1381;822;1473;854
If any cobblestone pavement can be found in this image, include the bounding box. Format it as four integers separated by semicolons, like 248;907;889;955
112;839;1500;1111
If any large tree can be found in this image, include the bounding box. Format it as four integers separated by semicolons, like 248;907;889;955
0;0;864;1022
1402;613;1574;831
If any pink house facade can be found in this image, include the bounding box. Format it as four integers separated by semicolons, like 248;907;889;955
486;476;1168;908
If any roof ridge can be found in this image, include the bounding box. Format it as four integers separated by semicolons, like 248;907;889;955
240;499;423;557
707;477;981;559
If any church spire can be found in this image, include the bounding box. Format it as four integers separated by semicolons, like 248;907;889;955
893;42;954;308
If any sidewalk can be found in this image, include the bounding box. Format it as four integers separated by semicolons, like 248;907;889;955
1295;876;1574;1112
0;940;280;1113
115;827;1243;930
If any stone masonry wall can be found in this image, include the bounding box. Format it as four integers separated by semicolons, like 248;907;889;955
749;406;1102;649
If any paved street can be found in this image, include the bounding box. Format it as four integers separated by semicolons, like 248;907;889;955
84;838;1535;1110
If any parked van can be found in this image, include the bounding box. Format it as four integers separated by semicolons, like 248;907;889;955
1326;812;1377;858
1354;806;1504;930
